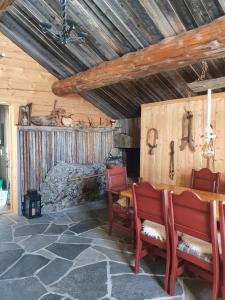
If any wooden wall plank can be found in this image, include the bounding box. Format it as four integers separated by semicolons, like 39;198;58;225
141;91;225;193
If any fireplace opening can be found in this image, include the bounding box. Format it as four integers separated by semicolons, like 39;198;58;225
124;148;140;181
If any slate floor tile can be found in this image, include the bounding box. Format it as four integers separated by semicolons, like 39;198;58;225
14;224;49;236
182;278;211;300
0;254;49;279
110;261;135;274
0;242;22;252
73;247;106;268
46;243;89;260
111;274;183;300
28;214;53;224
40;294;63;300
0;216;15;226
80;227;118;241
36;249;57;260
0;249;24;274
66;210;96;222
0;276;46;300
37;258;72;285
51;261;107;300
44;224;68;235
19;234;58;252
58;234;91;244
69;219;101;234
93;245;134;264
140;256;166;275
0;225;12;242
50;214;73;225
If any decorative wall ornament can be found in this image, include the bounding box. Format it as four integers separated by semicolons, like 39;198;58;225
180;109;196;152
146;128;158;155
31;100;73;127
169;141;175;180
18;103;32;126
201;89;216;161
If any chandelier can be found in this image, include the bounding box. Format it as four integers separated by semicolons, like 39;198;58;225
39;0;87;45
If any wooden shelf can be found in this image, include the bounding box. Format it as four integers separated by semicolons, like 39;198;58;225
17;125;115;133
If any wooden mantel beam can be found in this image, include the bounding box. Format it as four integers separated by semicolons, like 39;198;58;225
52;16;225;96
0;0;14;15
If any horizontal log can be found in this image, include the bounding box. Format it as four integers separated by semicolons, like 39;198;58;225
52;16;225;96
188;77;225;92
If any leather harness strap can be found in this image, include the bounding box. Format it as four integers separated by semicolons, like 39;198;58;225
146;128;158;155
169;141;175;180
180;110;196;152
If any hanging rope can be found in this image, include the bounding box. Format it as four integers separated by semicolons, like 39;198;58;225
169;141;175;180
61;0;67;44
198;61;208;81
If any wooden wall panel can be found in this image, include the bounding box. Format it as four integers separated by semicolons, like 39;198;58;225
0;32;111;126
141;92;225;193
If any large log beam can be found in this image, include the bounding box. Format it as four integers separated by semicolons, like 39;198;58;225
0;0;14;14
52;16;225;96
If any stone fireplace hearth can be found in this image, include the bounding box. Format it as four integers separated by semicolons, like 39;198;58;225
41;162;106;213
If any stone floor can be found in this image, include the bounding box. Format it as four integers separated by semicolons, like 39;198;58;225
0;201;213;300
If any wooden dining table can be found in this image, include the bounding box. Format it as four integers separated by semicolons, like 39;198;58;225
120;183;225;219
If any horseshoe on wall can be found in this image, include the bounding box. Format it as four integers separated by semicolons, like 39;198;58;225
146;128;158;155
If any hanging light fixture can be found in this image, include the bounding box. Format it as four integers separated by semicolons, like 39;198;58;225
39;0;87;45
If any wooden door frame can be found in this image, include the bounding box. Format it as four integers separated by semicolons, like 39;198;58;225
0;102;19;214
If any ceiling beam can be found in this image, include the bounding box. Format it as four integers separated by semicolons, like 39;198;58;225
0;0;14;15
188;77;225;92
52;16;225;96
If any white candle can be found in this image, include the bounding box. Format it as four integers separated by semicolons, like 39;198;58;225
207;89;211;128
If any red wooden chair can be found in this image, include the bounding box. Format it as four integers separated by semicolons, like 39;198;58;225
219;201;225;300
191;168;220;193
106;165;134;241
132;182;170;292
169;191;220;299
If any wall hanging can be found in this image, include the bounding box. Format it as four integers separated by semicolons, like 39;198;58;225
201;89;216;163
180;109;195;152
169;141;175;180
18;103;32;126
146;128;158;155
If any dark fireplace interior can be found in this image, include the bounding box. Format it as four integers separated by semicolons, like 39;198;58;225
124;148;140;180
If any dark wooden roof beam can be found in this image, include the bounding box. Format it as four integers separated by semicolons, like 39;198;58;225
188;77;225;92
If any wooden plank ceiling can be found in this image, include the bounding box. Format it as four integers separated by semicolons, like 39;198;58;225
0;0;225;118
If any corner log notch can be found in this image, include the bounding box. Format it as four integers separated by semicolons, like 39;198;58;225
52;16;225;96
0;0;14;15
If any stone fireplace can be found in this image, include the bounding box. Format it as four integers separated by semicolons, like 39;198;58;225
41;162;106;213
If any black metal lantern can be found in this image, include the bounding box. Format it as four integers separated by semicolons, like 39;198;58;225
23;190;42;219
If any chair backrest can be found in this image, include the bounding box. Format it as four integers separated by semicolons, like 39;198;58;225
106;165;128;192
219;202;225;261
132;182;168;226
169;191;217;243
191;168;220;193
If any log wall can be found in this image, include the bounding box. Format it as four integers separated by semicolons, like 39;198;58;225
141;92;225;193
18;126;114;211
